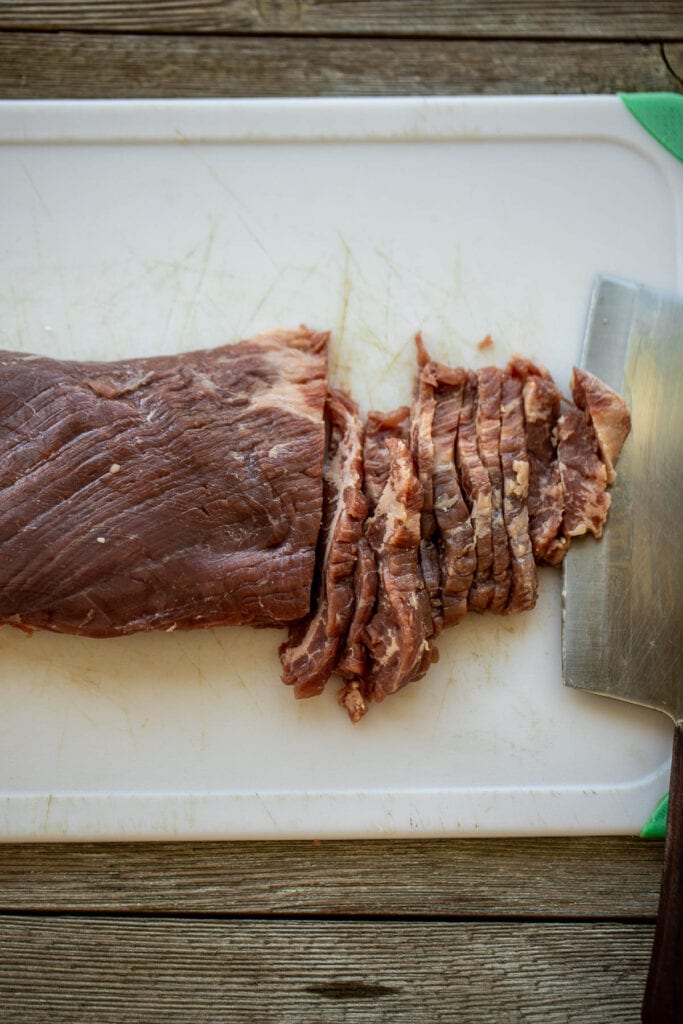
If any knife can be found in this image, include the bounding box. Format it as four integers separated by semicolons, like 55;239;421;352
562;275;683;1023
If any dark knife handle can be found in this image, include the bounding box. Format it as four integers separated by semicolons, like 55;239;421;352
642;719;683;1023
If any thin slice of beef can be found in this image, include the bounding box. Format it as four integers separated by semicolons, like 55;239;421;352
335;405;409;690
418;535;443;634
363;406;410;509
361;437;435;702
509;358;567;567
0;328;328;636
280;388;366;698
456;370;494;613
418;534;445;637
556;406;611;539
335;536;377;681
338;427;437;721
476;367;511;612
571;367;631;484
431;363;476;626
412;334;438;540
500;372;537;613
411;337;444;636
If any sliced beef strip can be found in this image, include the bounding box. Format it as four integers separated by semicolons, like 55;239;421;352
340;383;443;703
363;406;410;508
338;427;437;721
418;535;443;635
500;372;538;614
556;405;611;539
456;370;494;613
411;339;444;637
412;334;438;540
0;328;328;636
335;405;409;690
509;358;568;567
571;367;631;484
280;388;366;698
431;364;476;626
476;366;511;612
335;536;377;682
361;437;435;703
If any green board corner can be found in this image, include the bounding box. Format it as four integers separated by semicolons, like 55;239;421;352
640;791;669;839
619;92;683;164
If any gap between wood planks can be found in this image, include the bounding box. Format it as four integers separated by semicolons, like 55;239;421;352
0;907;658;925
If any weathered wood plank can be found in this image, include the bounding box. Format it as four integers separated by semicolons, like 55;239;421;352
664;41;683;81
0;915;653;1023
0;33;680;97
0;0;680;40
0;838;664;917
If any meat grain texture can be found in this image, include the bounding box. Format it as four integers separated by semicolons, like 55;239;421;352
430;362;476;627
0;329;328;636
476;367;511;611
0;328;631;722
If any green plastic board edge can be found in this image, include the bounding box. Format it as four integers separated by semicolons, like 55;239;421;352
641;792;669;839
619;93;683;163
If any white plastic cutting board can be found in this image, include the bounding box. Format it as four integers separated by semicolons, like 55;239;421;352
0;97;680;841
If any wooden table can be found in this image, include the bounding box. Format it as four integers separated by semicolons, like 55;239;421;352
0;4;681;1021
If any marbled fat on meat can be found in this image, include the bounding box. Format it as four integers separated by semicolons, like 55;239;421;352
499;373;537;613
570;368;631;484
0;329;328;636
556;406;611;539
510;358;567;567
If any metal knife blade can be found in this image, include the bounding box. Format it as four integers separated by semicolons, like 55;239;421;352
562;275;683;723
562;273;683;1022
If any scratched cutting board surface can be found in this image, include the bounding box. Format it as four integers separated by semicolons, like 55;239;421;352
0;97;680;840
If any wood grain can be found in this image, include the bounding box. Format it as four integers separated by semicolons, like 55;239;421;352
0;915;655;1023
0;838;664;918
0;33;680;98
664;41;683;81
0;0;680;40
